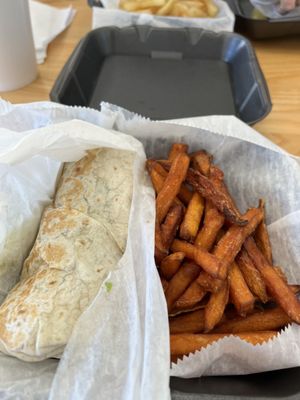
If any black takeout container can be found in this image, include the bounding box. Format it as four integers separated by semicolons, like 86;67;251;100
226;0;300;39
50;26;271;125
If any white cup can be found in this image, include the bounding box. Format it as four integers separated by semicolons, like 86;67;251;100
0;0;37;92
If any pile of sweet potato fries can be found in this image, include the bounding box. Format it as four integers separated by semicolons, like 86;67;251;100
146;143;300;362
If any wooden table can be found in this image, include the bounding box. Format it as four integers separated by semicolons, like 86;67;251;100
1;0;300;156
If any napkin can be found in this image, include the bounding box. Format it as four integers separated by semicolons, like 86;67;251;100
29;0;76;64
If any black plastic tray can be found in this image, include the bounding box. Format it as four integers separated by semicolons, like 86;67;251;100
226;0;300;39
50;26;271;125
170;367;300;399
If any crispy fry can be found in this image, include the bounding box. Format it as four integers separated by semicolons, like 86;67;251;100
254;200;272;264
148;159;191;205
170;331;277;356
186;168;248;226
195;201;224;250
204;282;229;332
160;252;185;280
214;207;264;280
244;237;300;324
168;143;189;161
191;150;212;177
155;221;168;264
179;192;205;242
156;153;189;223
229;261;255;316
171;239;221;278
161;204;184;249
236;249;269;303
169;309;205;334
165;262;200;312
172;281;206;312
196;271;223;292
213;306;292;333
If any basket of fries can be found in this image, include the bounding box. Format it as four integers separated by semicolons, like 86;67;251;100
91;0;235;32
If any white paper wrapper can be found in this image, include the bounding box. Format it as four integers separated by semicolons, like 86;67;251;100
92;0;235;32
0;99;299;398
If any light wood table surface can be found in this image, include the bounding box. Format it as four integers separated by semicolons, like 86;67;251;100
1;0;300;156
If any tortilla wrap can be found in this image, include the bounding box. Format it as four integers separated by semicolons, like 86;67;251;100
0;148;134;361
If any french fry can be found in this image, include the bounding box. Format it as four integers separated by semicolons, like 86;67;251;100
204;281;229;332
171;239;221;278
161;203;184;249
155;220;168;264
214;207;264;280
196;271;223;292
170;331;277;356
236;249;269;304
195;200;225;250
213;306;292;333
244;237;300;324
254;200;272;264
179;192;205;242
228;261;255;316
172;281;206;312
191;150;212;177
147;159;192;205
120;0;165;11
168;143;189;161
156;153;189;223
205;0;219;16
186;168;248;226
165;262;200;311
160;252;185;280
169;309;205;334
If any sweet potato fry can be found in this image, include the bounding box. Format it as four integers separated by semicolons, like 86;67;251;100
165;262;200;312
170;331;277;356
156;153;189;223
214;207;264;280
155;221;168;264
229;261;255;316
160;252;185;280
186;168;248;226
195;201;225;250
179;192;205;242
213;306;292;333
196;271;223;293
169;309;205;334
204;282;229;332
168;143;189;161
171;239;221;278
148;158;192;204
254;199;272;264
244;237;300;324
236;249;269;304
161;204;184;250
191;150;212;177
172;281;206;312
